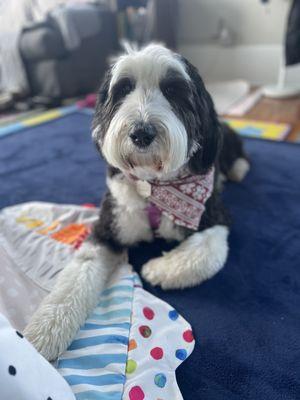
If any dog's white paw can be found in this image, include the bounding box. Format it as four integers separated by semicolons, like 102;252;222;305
141;256;169;287
24;305;77;361
142;253;196;290
141;251;191;290
142;226;229;290
228;158;250;182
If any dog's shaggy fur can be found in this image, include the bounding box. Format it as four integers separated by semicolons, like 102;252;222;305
24;44;249;360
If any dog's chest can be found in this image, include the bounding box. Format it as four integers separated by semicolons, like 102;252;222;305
107;175;186;245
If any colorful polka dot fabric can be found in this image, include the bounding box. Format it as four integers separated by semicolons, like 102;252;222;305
123;274;195;400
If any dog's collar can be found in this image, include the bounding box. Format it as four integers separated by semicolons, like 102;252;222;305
126;168;215;231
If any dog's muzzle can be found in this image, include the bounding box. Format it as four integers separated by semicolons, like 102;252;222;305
129;123;157;149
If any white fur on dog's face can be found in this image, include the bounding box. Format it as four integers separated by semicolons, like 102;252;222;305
93;45;191;180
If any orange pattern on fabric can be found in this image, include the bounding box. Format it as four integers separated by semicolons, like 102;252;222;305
37;220;60;235
51;224;91;248
16;213;90;249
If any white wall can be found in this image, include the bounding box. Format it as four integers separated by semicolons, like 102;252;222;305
179;43;283;85
178;0;289;45
178;0;300;85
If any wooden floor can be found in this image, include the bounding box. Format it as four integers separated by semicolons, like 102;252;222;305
237;94;300;142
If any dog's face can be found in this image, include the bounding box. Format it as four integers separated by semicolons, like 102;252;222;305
92;44;220;180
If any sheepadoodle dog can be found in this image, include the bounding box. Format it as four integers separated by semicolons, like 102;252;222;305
25;44;249;361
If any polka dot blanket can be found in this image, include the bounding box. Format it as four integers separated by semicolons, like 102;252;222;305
0;202;195;399
0;313;75;400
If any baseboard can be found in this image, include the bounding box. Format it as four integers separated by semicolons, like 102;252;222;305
179;44;300;86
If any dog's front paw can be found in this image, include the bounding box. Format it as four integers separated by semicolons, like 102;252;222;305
141;256;168;287
24;305;76;361
141;255;182;290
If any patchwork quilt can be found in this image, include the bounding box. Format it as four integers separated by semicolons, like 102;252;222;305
0;202;195;400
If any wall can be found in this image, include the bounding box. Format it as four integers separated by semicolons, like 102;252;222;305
178;0;289;45
178;0;300;85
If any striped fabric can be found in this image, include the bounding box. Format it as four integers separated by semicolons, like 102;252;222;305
58;265;135;400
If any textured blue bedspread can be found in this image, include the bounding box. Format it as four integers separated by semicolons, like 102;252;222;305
1;112;299;399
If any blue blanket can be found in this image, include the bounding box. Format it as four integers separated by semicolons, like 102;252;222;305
1;111;299;399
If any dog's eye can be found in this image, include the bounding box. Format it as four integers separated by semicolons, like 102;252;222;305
120;83;132;97
113;78;134;102
161;79;190;100
164;86;176;97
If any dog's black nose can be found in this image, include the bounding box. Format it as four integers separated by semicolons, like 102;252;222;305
130;124;156;148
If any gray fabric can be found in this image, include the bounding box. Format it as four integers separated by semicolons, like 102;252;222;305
20;6;119;98
0;0;67;94
20;24;65;61
50;4;102;50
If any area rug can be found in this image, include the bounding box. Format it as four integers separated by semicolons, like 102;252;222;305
0;105;92;138
225;118;291;140
0;110;299;400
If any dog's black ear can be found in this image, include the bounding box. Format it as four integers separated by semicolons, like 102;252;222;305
92;68;111;129
181;57;222;174
92;68;112;152
98;69;112;105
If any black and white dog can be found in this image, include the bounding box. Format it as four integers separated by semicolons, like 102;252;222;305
25;44;249;361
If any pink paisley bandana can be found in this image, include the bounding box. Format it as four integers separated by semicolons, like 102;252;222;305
141;168;215;231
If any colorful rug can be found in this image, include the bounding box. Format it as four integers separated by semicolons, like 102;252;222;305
0;108;46;127
225;118;291;140
0;105;93;138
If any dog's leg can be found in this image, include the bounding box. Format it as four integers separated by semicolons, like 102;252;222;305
227;157;250;182
24;242;126;361
142;225;229;289
219;123;250;183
